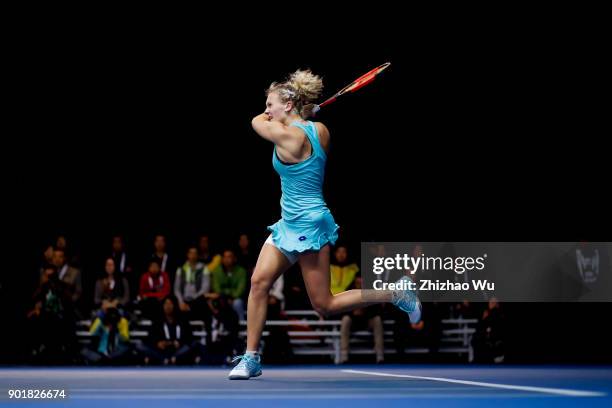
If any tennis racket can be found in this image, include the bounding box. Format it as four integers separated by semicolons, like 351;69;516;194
303;62;391;117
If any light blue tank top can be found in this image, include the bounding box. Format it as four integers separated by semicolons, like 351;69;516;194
272;120;328;223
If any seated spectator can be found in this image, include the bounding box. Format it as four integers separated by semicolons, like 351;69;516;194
50;245;82;319
330;245;359;296
174;246;216;342
138;260;171;319
472;297;505;363
55;235;67;252
236;233;256;273
238;233;258;304
94;257;130;315
198;235;221;271
111;235;132;274
110;235;136;295
151;234;175;283
206;297;240;363
211;249;247;320
137;296;203;365
203;250;245;361
51;248;82;307
82;307;131;365
55;234;80;267
339;276;385;364
329;245;383;363
27;264;77;364
175;246;214;314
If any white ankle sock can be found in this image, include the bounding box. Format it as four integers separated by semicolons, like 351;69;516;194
245;350;259;357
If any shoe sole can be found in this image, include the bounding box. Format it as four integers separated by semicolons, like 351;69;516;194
409;298;422;324
228;371;262;380
228;375;249;380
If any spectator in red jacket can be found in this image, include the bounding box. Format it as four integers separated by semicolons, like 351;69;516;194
138;260;170;319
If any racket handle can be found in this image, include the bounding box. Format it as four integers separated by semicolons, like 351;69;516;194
302;104;321;118
319;97;336;108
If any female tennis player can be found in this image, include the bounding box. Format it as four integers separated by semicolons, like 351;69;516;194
229;69;421;379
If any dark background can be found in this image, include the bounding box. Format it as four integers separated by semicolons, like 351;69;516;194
4;24;610;364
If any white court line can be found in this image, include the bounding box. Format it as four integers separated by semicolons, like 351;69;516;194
341;369;606;397
68;387;484;392
62;393;551;400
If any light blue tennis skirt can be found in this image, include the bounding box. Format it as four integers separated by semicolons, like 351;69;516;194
267;208;339;261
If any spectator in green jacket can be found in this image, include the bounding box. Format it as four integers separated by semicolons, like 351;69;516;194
212;249;247;320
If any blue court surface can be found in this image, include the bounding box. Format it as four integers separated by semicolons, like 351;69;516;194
1;365;611;407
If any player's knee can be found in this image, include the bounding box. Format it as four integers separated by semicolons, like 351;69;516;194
250;274;271;297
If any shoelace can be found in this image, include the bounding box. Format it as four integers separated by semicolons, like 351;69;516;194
231;354;257;370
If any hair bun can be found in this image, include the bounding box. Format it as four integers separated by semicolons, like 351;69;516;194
289;70;323;103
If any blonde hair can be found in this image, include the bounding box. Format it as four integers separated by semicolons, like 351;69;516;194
267;69;323;119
